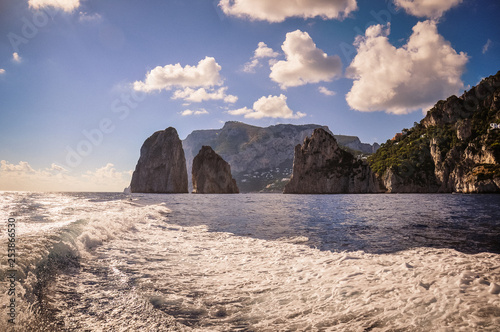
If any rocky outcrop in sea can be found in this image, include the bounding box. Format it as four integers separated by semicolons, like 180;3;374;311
183;122;379;192
130;127;188;193
284;128;383;194
192;146;239;194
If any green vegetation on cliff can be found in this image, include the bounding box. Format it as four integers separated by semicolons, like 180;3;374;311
368;70;500;192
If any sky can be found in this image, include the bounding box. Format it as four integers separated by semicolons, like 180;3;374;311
0;0;498;191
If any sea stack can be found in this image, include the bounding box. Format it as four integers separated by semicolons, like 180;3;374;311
284;128;382;194
130;127;188;193
192;146;239;194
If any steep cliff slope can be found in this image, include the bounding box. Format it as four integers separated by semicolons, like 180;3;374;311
130;127;188;193
183;122;378;192
369;71;500;193
192;146;239;194
284;129;382;194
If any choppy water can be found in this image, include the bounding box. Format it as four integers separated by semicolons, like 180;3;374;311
1;192;499;331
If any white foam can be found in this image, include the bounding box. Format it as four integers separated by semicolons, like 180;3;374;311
1;192;499;331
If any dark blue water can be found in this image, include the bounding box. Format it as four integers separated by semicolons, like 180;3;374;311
137;193;500;254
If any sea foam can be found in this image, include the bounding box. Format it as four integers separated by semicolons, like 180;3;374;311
0;192;499;331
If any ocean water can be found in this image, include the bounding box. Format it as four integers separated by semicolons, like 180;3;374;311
1;192;499;331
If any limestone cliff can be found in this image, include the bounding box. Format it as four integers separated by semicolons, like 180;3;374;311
284;129;383;194
192;146;239;194
369;70;500;193
183;122;378;192
130;127;188;193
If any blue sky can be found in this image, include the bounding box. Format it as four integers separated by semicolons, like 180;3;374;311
0;0;498;191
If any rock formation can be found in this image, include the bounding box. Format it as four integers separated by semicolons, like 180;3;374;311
192;146;239;194
284;128;383;194
183;122;379;192
130;127;188;193
369;70;500;193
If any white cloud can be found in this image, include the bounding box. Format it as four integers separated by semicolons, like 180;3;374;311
243;42;279;73
394;0;462;19
270;30;342;89
0;69;5;75
345;21;468;115
12;52;21;63
28;0;80;12
172;87;237;103
133;57;222;93
243;59;260;73
219;0;358;23
228;94;306;119
228;107;253;116
223;95;238;104
254;42;279;58
180;109;209;116
482;39;492;54
79;12;103;23
0;161;131;192
318;86;336;96
1;160;35;173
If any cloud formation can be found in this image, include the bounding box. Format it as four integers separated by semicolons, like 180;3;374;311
79;12;103;23
172;87;237;103
0;161;131;192
28;0;80;12
270;30;342;89
12;52;21;63
346;21;468;114
394;0;462;19
254;42;279;58
482;39;492;54
228;94;306;119
243;42;279;73
134;57;222;93
318;86;336;96
0;69;5;75
219;0;358;22
180;109;209;116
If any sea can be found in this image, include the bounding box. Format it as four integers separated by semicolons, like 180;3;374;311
1;192;499;331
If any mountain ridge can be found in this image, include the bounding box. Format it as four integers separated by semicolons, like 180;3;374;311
183;122;379;192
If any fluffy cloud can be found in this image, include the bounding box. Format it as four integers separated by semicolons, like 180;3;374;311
228;94;306;119
318;86;336;96
346;21;468;114
243;42;279;73
0;69;5;75
243;59;260;73
133;57;222;93
0;161;131;192
172;87;237;103
394;0;463;19
180;109;209;116
219;0;358;22
254;42;279;58
270;30;342;89
28;0;80;12
228;107;253;116
1;160;36;173
12;52;21;63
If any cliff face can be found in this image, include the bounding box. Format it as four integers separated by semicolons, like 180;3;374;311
130;127;188;193
284;129;383;194
192;146;239;194
369;71;500;193
183;122;378;192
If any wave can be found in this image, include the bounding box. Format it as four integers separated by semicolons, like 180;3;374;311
1;192;499;331
0;192;174;331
